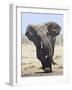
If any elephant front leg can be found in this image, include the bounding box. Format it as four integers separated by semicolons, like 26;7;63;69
39;55;52;73
36;47;52;73
37;56;52;73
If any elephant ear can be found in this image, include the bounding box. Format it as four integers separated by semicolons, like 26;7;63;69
25;25;36;40
45;22;61;36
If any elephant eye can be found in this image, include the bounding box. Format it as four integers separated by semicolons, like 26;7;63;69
30;29;37;36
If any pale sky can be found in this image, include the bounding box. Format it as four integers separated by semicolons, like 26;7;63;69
21;13;64;35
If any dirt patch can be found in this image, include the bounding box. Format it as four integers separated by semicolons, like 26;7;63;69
21;43;63;77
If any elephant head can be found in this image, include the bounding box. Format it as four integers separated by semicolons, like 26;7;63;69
25;22;61;57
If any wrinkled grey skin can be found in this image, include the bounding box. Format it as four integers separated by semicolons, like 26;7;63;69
25;22;61;73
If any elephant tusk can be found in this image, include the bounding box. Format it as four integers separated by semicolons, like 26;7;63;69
40;41;43;49
40;40;53;56
45;55;48;59
48;41;53;56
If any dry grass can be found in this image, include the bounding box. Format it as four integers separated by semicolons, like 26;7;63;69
21;40;63;77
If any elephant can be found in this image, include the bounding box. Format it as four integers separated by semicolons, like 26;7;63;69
25;22;61;73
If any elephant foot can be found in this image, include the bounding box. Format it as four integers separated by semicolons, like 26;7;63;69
44;67;52;73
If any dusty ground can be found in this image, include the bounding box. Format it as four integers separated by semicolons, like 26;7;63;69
21;42;63;77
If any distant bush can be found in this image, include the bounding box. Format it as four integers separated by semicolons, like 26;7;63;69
21;35;63;46
55;35;63;46
21;35;33;44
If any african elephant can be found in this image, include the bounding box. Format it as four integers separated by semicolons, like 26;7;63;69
25;22;61;73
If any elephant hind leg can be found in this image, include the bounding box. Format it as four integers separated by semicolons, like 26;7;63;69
52;61;57;65
51;58;57;65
